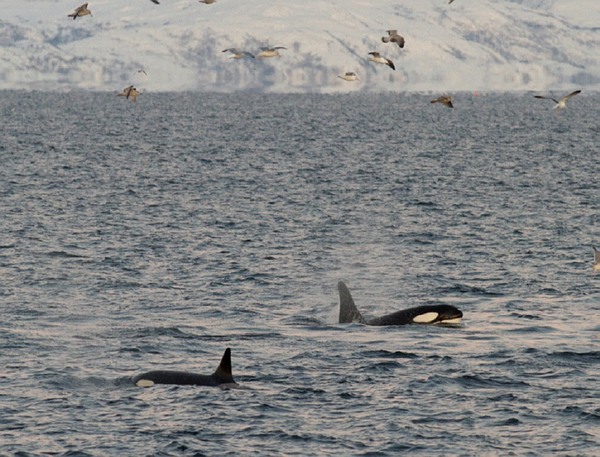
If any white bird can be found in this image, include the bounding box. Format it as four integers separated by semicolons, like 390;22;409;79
257;46;287;58
368;52;395;70
338;72;359;81
382;30;405;49
118;85;140;102
593;246;600;271
222;48;255;59
534;90;581;110
68;3;92;19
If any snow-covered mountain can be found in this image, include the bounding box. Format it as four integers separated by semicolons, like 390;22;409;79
2;0;599;92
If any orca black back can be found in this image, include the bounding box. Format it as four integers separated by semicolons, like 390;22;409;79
132;348;236;387
338;281;463;326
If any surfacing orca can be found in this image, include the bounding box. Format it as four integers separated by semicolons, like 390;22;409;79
133;348;236;387
338;281;463;326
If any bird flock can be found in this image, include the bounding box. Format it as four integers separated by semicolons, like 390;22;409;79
67;2;594;267
67;2;582;110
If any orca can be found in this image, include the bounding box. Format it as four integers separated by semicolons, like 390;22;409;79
132;348;237;387
338;281;463;326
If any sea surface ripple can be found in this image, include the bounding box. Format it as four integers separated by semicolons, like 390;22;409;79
0;91;599;456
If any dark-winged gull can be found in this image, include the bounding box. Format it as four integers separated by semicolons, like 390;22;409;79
257;46;287;58
382;30;405;48
222;48;255;59
118;85;140;102
593;246;600;271
431;95;453;108
68;3;92;19
368;52;395;70
199;0;216;4
534;90;581;110
338;72;359;81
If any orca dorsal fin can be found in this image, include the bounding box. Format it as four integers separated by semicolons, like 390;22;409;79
338;281;367;324
213;348;235;383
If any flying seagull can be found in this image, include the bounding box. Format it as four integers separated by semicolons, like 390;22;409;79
593;246;600;271
382;30;405;48
431;95;453;108
368;52;395;70
222;48;255;59
118;85;140;102
150;0;160;4
68;3;92;19
338;72;359;81
257;46;287;58
534;90;581;110
199;0;216;4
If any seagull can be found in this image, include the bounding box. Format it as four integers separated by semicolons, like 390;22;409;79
593;246;600;271
136;69;148;75
150;0;160;4
338;72;359;81
222;48;255;59
199;0;216;4
68;3;92;19
534;90;581;110
368;52;395;70
118;85;140;102
431;95;453;108
382;30;405;49
257;46;287;58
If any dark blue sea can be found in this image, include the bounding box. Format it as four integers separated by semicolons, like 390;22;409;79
1;91;599;456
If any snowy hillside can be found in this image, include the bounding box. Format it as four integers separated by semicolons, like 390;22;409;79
1;0;599;92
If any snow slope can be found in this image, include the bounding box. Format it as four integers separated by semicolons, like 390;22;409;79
1;0;599;92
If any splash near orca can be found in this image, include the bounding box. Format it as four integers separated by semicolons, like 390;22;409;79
338;281;463;326
133;348;236;387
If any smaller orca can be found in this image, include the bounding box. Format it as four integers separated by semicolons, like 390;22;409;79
338;281;463;326
132;348;236;388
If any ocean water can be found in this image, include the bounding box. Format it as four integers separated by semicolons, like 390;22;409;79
0;90;599;456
